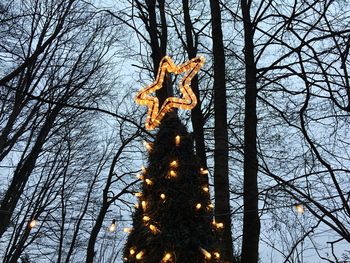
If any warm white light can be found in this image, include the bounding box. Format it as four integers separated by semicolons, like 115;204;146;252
141;201;147;210
175;135;181;146
199;247;212;259
213;252;221;259
168;170;177;178
170;160;178;168
160;193;166;200
143;141;153;152
134;192;142;197
130;248;136;255
145;179;153;185
29;219;37;228
295;204;304;214
135;56;205;130
149;224;160;234
123;227;132;233
143;216;150;222
108;220;116;232
200;168;209;175
196;203;202;210
162;253;172;262
141;165;147;173
202;186;209;192
136;250;144;260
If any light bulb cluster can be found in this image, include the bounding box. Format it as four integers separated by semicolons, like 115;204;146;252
124;135;223;262
135;55;205;130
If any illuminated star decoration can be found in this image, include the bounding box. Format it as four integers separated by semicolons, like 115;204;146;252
135;55;205;130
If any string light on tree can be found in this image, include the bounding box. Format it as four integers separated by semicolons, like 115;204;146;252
199;247;212;260
108;219;117;232
160;193;166;200
143;141;153;152
162;252;173;262
200;168;209;175
175;135;181;146
29;219;37;229
295;204;305;214
135;56;205;130
124;227;133;233
135;250;144;260
195;203;202;210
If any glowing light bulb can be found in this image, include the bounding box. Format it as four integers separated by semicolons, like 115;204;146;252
149;224;160;234
295;204;304;214
160;193;166;200
134;192;142;197
200;168;209;175
162;253;172;262
168;170;177;178
130;248;136;255
136;174;144;180
199;247;212;259
124;227;132;233
29;219;37;228
143;215;150;222
145;179;153;185
213;252;221;259
141;166;147;173
141;201;147;210
202;186;209;192
170;160;178;168
196;203;202;210
215;222;224;229
108;220;116;232
175;135;181;146
136;251;144;260
134;203;139;208
143;141;153;152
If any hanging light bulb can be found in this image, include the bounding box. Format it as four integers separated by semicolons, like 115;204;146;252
29;219;37;228
134;192;142;197
123;227;132;233
136;250;144;260
213;252;221;259
141;201;147;210
202;186;209;192
160;193;166;200
295;204;305;214
170;160;178;168
195;203;202;210
143;141;153;152
136;173;144;180
141;165;147;174
108;219;117;232
175;135;181;146
149;224;160;234
168;170;177;178
199;247;212;260
200;168;209;175
145;178;153;185
143;215;151;222
162;252;172;262
130;247;136;255
212;221;224;229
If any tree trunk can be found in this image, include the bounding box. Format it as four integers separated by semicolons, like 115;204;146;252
209;0;234;261
182;0;208;169
241;1;260;262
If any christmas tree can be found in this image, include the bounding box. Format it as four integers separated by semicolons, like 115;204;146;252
123;114;223;262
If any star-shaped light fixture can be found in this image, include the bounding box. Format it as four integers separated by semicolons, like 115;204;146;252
135;55;205;130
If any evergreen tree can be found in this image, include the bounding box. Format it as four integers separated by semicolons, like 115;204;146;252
123;114;223;262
